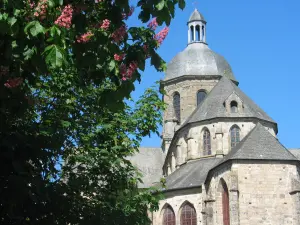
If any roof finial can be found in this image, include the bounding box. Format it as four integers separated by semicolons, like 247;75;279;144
192;1;199;9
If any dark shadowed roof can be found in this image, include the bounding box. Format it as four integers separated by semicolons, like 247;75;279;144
182;77;276;127
166;158;221;190
215;123;298;167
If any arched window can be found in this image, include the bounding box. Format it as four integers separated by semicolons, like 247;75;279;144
190;26;194;42
230;101;238;113
197;90;207;106
173;92;181;123
203;128;211;155
180;203;197;225
230;125;240;148
195;25;200;41
221;180;230;225
163;206;176;225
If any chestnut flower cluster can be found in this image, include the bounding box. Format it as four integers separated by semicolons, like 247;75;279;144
33;0;48;20
155;27;169;44
120;61;138;81
147;17;158;30
114;54;125;61
77;32;94;43
55;5;73;28
4;78;23;88
111;25;127;43
100;19;111;30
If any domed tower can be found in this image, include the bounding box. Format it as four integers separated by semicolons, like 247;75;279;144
161;9;238;153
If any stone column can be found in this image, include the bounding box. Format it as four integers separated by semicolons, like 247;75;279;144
203;25;206;42
200;23;203;41
187;138;198;160
229;171;240;225
193;24;196;42
171;153;176;172
290;178;300;224
215;123;224;158
176;144;183;168
188;26;191;43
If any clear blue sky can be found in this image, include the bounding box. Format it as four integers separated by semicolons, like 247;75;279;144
128;0;300;149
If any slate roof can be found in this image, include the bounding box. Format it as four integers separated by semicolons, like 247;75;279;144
165;43;236;81
129;147;165;188
289;149;300;160
189;9;206;22
214;123;298;168
165;157;221;190
182;77;276;127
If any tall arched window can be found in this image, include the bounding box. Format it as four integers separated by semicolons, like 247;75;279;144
197;90;207;106
203;128;211;155
163;206;176;225
230;125;240;148
230;101;238;113
180;203;197;225
173;92;181;123
221;180;230;225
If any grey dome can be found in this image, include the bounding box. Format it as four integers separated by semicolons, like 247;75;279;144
165;43;237;81
189;9;206;22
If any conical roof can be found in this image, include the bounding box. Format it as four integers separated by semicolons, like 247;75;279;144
189;9;206;22
182;77;276;126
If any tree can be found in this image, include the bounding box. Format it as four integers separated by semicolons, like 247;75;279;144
0;0;185;224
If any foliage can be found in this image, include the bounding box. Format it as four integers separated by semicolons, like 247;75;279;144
0;0;185;224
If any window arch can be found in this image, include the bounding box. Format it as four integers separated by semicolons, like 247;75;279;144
163;205;176;225
197;90;207;106
173;92;181;123
180;203;197;225
203;128;211;155
230;125;240;148
221;180;230;225
230;101;238;113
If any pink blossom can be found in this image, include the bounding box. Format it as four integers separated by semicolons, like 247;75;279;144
55;5;73;29
111;25;127;43
120;61;138;81
114;53;125;61
28;0;35;9
148;17;158;30
100;19;110;30
95;0;103;3
34;0;48;20
154;27;169;45
76;32;94;43
4;78;23;88
122;6;135;20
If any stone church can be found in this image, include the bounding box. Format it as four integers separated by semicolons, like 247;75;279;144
130;9;300;225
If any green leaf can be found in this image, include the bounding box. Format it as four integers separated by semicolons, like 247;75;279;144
156;0;165;10
109;60;115;71
24;21;45;37
44;44;65;68
59;0;63;5
61;120;71;127
179;0;186;10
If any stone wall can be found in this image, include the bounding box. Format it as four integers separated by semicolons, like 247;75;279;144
205;161;300;225
237;161;299;225
151;188;203;225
